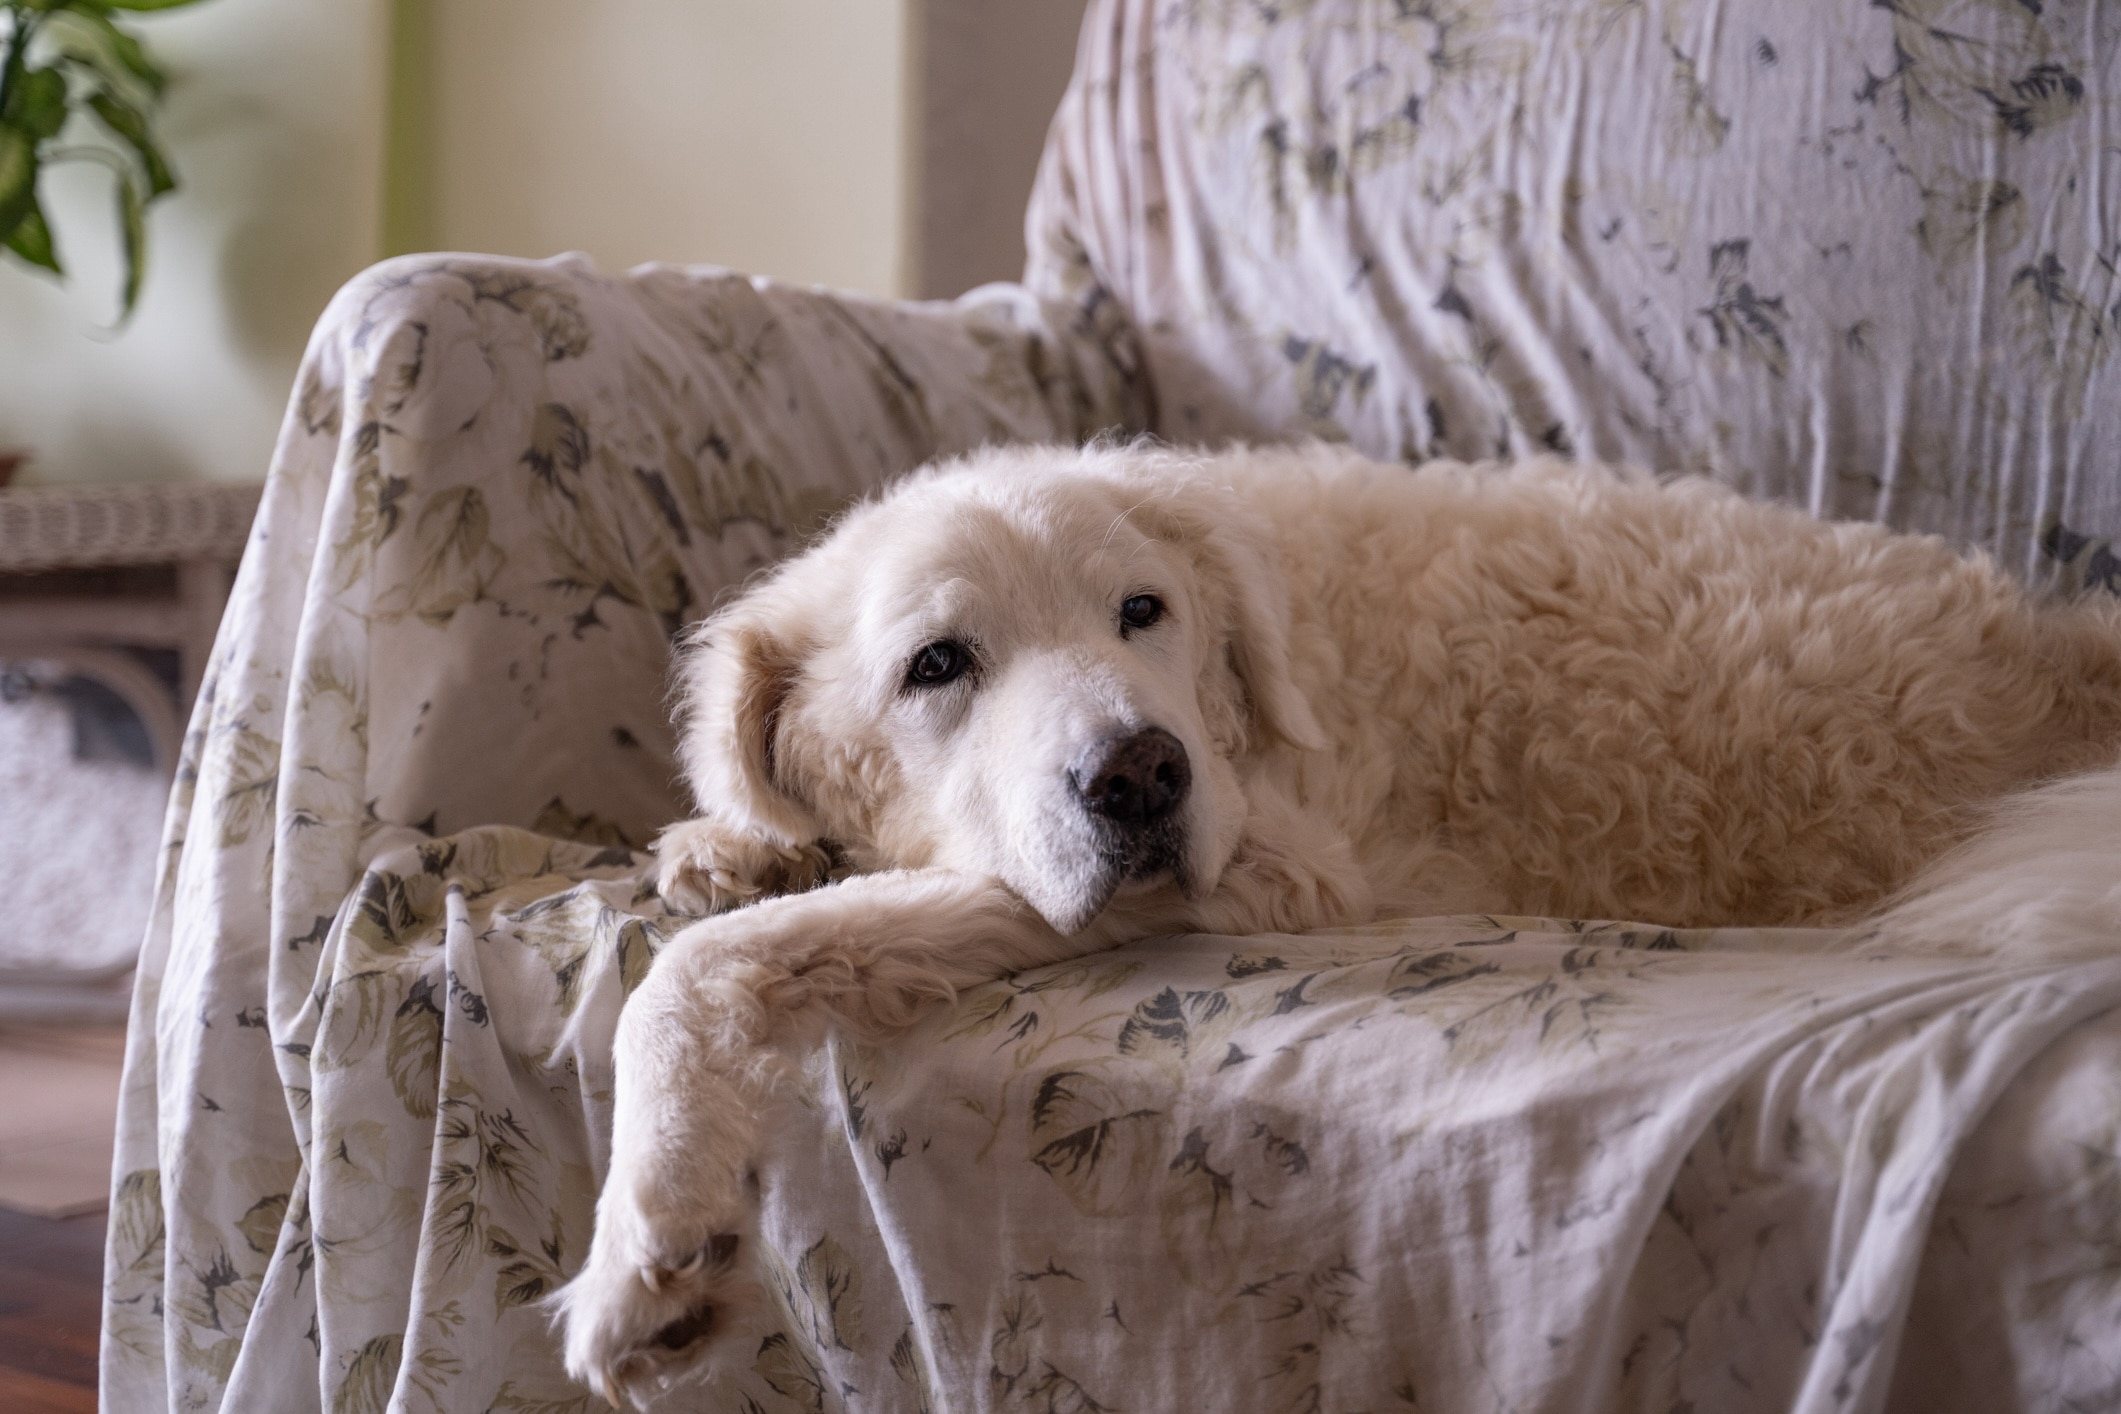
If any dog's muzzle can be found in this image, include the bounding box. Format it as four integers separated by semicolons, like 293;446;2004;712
1073;727;1191;880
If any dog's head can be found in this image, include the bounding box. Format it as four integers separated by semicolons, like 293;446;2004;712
672;443;1325;934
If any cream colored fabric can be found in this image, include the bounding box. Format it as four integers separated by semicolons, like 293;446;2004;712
107;4;2121;1410
111;810;2121;1413
1026;0;2121;590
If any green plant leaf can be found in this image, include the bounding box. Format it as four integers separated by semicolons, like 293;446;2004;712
0;125;35;241
3;193;60;272
88;87;172;193
45;8;165;98
116;165;143;315
4;66;69;141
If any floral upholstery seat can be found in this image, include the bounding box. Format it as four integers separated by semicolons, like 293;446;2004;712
107;4;2121;1412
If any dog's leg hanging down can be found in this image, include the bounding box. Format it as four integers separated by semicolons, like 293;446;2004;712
552;869;1074;1406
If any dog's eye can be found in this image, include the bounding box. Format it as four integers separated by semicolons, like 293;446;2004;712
1119;594;1165;633
907;639;971;687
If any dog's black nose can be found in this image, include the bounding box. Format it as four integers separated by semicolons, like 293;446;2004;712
1077;727;1191;826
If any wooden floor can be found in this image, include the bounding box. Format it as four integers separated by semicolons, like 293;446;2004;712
0;1206;103;1414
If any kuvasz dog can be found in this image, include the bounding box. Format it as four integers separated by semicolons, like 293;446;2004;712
555;441;2121;1404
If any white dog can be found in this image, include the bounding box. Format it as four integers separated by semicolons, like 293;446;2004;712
554;441;2121;1405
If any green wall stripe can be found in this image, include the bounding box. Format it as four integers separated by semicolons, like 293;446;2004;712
379;0;432;257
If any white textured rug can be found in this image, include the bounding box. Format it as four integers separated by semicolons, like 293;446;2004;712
0;684;165;1018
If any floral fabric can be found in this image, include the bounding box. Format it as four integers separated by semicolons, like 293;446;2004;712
113;817;2121;1414
109;3;2121;1411
1026;0;2121;590
99;253;1139;1413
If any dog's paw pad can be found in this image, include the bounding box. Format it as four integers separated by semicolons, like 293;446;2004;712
650;1304;719;1352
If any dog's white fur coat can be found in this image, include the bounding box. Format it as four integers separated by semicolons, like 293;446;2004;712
552;442;2121;1404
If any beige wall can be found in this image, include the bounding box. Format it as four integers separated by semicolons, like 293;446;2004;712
912;0;1087;298
0;1;1086;488
0;0;391;487
399;0;1087;297
400;0;913;296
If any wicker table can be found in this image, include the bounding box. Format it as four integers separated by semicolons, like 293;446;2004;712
0;481;261;767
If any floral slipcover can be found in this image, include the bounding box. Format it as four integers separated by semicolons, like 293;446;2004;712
108;3;2121;1413
1026;0;2121;589
100;255;1140;1413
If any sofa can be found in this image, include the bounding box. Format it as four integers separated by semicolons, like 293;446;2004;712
105;2;2121;1411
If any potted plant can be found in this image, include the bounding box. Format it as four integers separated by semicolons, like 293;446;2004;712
1;0;210;321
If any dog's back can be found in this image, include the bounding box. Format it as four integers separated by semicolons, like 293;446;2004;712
1202;446;2121;929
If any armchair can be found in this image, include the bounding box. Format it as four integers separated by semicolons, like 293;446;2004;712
108;2;2121;1412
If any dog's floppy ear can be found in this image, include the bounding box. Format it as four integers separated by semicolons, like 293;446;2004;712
1139;481;1329;754
673;600;823;846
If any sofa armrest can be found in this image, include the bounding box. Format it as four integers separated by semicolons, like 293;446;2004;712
270;253;1144;855
248;249;1148;960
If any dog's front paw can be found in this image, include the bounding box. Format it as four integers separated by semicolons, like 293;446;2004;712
652;816;830;915
552;1216;757;1409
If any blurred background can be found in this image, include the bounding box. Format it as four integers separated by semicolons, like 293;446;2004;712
0;0;1089;491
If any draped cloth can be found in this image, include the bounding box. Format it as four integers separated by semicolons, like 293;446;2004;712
108;2;2121;1409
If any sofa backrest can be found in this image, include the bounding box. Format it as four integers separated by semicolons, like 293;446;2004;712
1025;0;2121;590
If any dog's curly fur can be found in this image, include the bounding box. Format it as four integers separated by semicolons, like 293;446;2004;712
551;442;2121;1404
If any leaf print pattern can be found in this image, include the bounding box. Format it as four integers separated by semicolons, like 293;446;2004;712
488;1384;595;1414
333;1333;403;1414
2040;521;2121;597
373;485;507;625
128;797;2121;1414
334;426;409;589
1915;175;2026;270
2007;251;2114;420
1028;1070;1171;1216
530;797;637;850
1864;0;2083;138
1697;239;1790;379
108;1168;165;1277
105;241;1135;1414
460;267;593;361
211;722;280;850
1115;985;1233;1059
428;1093;542;1270
1660;33;1730;157
108;6;2121;1407
384;974;444;1119
615;917;662;997
1238;1258;1371;1410
790;1234;865;1353
1025;0;2121;585
1280;334;1377;434
487;1217;571;1313
188;863;2121;1412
